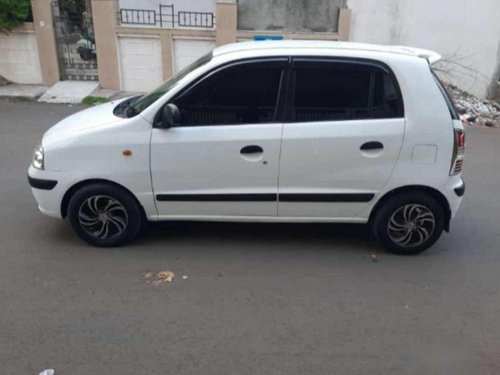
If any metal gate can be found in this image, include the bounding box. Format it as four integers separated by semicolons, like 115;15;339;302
52;0;98;81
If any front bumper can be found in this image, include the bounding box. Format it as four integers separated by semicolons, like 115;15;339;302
28;165;68;219
28;176;58;190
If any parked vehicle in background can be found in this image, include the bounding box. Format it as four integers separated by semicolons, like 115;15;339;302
28;41;465;254
76;37;96;61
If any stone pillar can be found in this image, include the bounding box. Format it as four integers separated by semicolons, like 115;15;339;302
91;0;120;90
31;0;59;85
215;0;237;46
161;31;174;80
338;8;352;41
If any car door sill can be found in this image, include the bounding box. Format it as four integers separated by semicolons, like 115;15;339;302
149;215;368;224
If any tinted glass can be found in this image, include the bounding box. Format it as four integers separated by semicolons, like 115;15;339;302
372;72;403;119
292;61;403;122
174;62;283;126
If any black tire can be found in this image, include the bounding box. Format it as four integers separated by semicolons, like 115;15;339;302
67;183;142;247
372;192;445;255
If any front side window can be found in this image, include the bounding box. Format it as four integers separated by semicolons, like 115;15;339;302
173;60;285;126
291;60;403;122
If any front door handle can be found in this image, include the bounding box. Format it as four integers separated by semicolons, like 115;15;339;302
360;141;384;151
240;145;263;154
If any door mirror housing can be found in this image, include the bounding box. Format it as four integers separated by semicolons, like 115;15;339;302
158;103;180;129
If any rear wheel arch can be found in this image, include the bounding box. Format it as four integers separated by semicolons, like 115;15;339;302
61;179;146;220
369;185;451;232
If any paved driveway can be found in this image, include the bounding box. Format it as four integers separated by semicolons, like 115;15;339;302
1;101;499;374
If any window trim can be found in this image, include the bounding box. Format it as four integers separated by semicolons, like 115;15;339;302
286;57;405;123
154;57;290;128
431;69;460;120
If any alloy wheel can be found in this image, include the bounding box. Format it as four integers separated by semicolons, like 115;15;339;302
387;204;436;248
78;195;128;240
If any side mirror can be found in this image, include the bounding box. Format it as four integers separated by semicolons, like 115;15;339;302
158;103;180;129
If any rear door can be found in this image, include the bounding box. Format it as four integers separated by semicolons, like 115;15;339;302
151;58;287;218
278;58;405;219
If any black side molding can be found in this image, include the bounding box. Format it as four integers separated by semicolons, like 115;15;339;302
28;176;57;190
279;193;374;202
157;194;277;202
454;182;465;197
156;193;374;203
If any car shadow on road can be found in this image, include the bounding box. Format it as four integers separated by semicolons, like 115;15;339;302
135;221;375;252
45;217;380;256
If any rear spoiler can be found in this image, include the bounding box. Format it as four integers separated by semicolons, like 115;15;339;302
391;46;442;64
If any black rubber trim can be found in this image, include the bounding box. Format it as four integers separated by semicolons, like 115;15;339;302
454;182;465;197
156;193;374;203
240;145;263;154
157;194;277;202
360;141;384;151
28;176;57;190
279;193;375;202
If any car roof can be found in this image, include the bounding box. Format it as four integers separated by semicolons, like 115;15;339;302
213;40;441;64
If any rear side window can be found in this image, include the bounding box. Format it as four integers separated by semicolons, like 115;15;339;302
174;60;285;126
431;69;460;120
291;60;403;122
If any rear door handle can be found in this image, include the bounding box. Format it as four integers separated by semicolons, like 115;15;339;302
240;145;263;154
360;141;384;151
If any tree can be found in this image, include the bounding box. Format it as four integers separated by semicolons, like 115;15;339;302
58;0;87;21
0;0;32;33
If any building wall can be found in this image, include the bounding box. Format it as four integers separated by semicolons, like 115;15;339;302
0;26;43;84
347;0;500;99
238;0;345;33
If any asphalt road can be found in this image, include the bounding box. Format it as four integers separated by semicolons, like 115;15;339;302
1;101;499;375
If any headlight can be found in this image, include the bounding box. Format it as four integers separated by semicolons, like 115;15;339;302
32;144;44;170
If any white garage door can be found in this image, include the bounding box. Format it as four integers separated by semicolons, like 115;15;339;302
173;39;215;74
119;37;163;92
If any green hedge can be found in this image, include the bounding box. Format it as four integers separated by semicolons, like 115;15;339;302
0;0;32;32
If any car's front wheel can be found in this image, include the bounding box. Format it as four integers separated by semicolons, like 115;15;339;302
67;183;142;247
372;192;446;255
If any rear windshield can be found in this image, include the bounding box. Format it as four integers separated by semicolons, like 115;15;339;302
431;69;460;120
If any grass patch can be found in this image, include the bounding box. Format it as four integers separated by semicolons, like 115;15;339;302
82;96;109;106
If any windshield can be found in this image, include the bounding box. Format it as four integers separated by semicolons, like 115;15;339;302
130;51;213;114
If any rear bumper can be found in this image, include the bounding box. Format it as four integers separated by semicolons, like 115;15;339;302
442;176;464;219
454;181;465;197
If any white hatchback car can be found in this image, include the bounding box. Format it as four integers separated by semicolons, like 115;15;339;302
28;41;465;254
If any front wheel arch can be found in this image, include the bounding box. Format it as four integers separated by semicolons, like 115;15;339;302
368;185;451;232
61;179;146;221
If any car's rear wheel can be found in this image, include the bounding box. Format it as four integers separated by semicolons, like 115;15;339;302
67;183;142;247
372;192;445;255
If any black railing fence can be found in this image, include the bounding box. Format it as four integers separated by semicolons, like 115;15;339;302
119;4;214;28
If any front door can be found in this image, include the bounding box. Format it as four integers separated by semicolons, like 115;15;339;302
278;58;405;219
151;59;287;218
